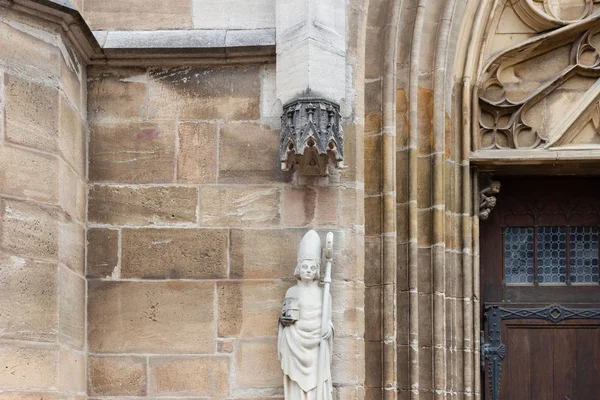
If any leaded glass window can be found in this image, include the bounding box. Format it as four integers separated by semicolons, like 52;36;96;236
504;226;599;285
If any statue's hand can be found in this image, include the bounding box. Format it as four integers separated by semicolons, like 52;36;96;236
322;324;333;340
279;314;296;327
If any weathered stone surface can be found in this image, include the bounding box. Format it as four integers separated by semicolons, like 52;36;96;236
0;199;60;261
226;28;276;47
89;355;147;396
84;0;192;30
88;281;215;354
235;339;281;388
281;186;338;227
217;340;233;353
59;265;85;350
4;74;59;153
59;222;85;275
88;67;148;122
177;122;217;184
121;228;227;279
60;56;83;112
0;19;60;81
149;356;229;396
86;228;119;278
192;0;275;29
147;66;261;121
230;229;304;279
59;95;85;175
0;254;58;342
59;349;85;393
89;121;176;183
0;343;58;390
199;186;280;226
331;337;365;385
103;30;226;49
0;145;58;204
88;185;197;226
59;161;86;223
219;123;287;183
217;281;287;338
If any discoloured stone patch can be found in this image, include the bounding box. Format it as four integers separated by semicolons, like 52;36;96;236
147;66;261;121
89;121;176;183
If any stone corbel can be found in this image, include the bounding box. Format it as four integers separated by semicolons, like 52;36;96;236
280;97;344;176
479;179;501;220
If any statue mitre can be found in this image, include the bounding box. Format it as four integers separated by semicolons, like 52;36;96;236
297;230;322;264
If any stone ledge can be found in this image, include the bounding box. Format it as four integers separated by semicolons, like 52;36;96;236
96;29;276;50
1;1;276;65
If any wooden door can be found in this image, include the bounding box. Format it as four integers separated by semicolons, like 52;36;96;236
481;178;600;400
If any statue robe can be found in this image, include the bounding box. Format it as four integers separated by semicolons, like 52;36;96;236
278;284;333;400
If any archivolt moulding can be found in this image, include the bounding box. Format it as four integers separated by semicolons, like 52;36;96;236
513;0;600;31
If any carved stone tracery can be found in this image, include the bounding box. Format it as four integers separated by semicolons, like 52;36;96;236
477;8;600;151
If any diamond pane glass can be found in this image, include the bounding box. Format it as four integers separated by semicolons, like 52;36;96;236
537;226;566;284
504;227;534;284
569;226;599;284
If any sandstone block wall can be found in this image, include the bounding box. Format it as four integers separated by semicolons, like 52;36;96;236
86;63;365;399
81;0;275;31
0;8;87;397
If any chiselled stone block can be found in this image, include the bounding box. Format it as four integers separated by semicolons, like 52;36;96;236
85;0;193;30
59;161;86;223
59;349;85;393
121;228;228;279
59;95;85;176
217;281;287;338
0;199;60;261
149;356;229;396
192;0;275;29
88;281;215;354
89;121;176;183
177;122;218;184
0;145;58;204
86;228;119;278
0;343;58;390
0;253;58;342
0;20;60;82
89;355;147;396
219;123;287;183
59;222;85;275
199;186;280;227
229;229;304;279
4;74;59;153
88;185;197;226
59;265;85;350
147;66;261;121
235;339;282;388
88;67;148;122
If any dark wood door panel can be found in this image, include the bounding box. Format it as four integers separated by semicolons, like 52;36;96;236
496;319;600;400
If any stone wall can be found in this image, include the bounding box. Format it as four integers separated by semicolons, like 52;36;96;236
0;7;87;397
82;0;275;31
85;63;365;399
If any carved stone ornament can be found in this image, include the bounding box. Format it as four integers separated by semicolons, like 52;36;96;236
479;180;501;220
278;230;334;399
477;12;600;150
280;97;344;176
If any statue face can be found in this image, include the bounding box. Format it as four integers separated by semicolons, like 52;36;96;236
299;260;319;281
